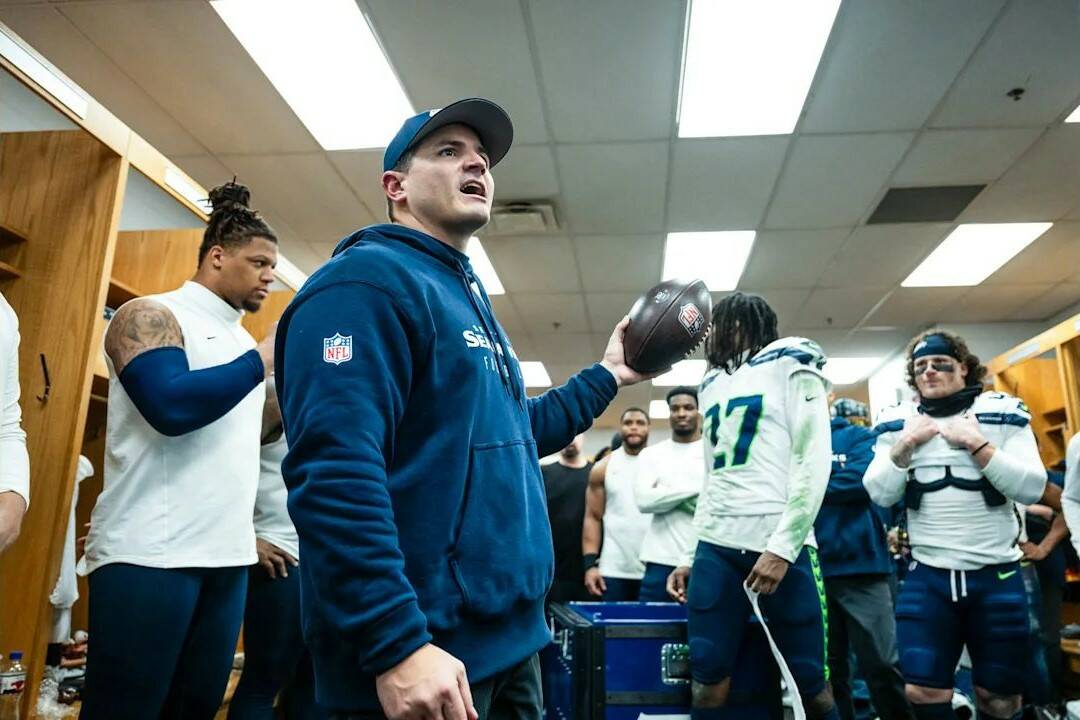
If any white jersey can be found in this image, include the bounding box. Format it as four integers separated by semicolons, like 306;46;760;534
254;434;300;560
864;392;1046;570
694;337;832;564
635;438;705;567
85;281;263;573
598;447;649;580
1064;434;1080;558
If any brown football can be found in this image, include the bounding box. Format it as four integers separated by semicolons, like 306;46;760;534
624;279;712;374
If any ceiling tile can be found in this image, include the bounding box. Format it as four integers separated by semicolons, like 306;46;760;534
57;0;320;154
867;287;968;327
984;221;1080;285
1013;283;1080;322
326;149;388;225
0;4;207;155
514;293;589;334
527;0;683;142
817;224;952;288
490;295;528;336
556;142;668;234
932;0;1080;128
793;287;889;329
366;0;548;144
575;235;662;293
492;144;560;201
766;133;914;228
740;229;850;289
482;236;581;293
803;0;1004;132
219;153;374;246
528;330;600;364
729;289;813;329
938;284;1054;323
585;293;640;334
959;125;1080;222
169;153;235;193
893;128;1042;186
667;137;789;231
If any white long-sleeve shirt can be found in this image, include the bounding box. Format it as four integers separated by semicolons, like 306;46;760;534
1062;434;1080;558
635;438;705;567
0;292;28;507
865;392;1046;570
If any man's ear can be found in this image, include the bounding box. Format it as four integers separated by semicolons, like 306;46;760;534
382;171;407;204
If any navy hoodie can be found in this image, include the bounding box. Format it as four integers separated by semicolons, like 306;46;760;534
274;224;617;711
813;417;893;578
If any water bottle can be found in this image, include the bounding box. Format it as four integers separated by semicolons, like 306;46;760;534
0;651;25;720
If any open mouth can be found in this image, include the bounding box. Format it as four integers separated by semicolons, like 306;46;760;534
460;179;486;199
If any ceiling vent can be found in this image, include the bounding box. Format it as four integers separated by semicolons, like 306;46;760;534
867;185;985;224
489;201;560;234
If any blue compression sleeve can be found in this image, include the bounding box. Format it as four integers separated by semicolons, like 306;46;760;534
119;346;264;437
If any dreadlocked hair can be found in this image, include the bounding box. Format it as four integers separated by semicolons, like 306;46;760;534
198;181;278;265
706;292;778;374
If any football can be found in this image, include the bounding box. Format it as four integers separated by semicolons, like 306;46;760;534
623;279;712;374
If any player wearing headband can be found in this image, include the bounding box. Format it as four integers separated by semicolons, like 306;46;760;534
864;330;1048;720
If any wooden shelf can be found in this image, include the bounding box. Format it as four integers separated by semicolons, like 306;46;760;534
0;260;21;280
0;221;29;245
1046;423;1068;436
106;277;142;308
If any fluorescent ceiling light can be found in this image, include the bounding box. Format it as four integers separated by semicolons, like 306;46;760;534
677;0;840;137
520;361;551;388
164;167;212;214
466;237;504;295
652;359;707;386
211;0;413;150
649;399;671;420
273;254;308;291
0;24;88;119
1066;104;1080;123
902;223;1052;287
663;231;755;290
824;357;882;386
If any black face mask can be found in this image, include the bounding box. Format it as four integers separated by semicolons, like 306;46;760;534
918;384;981;418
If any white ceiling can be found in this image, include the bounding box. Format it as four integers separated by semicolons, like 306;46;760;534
3;0;1080;426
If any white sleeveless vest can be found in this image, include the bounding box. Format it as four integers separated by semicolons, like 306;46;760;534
598;447;650;580
84;281;263;572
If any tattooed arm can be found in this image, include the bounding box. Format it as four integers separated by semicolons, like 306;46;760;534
104;299;184;375
104;299;265;436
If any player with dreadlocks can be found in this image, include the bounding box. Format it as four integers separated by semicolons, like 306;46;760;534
82;181;279;719
667;292;838;720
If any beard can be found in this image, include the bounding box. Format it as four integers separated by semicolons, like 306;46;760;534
672;423;697;439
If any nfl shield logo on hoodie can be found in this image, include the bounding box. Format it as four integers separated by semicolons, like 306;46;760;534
323;333;353;365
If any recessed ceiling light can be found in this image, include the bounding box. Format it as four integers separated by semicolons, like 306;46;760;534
663;231;755;290
824;357;883;386
652;359;707;386
1066;104;1080;123
466;237;504;295
677;0;840;137
520;361;551;388
211;0;413;150
273;255;308;291
649;399;670;420
902;223;1052;287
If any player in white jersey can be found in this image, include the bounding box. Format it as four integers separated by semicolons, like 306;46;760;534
667;292;836;720
1063;434;1080;558
584;406;652;600
635;386;705;601
864;330;1049;720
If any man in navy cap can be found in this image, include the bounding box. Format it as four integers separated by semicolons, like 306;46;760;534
275;99;653;720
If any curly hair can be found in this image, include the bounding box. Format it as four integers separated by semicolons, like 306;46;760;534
706;292;779;373
903;329;986;391
198;180;277;266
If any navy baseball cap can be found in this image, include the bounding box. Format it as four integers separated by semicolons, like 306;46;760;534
382;98;514;172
